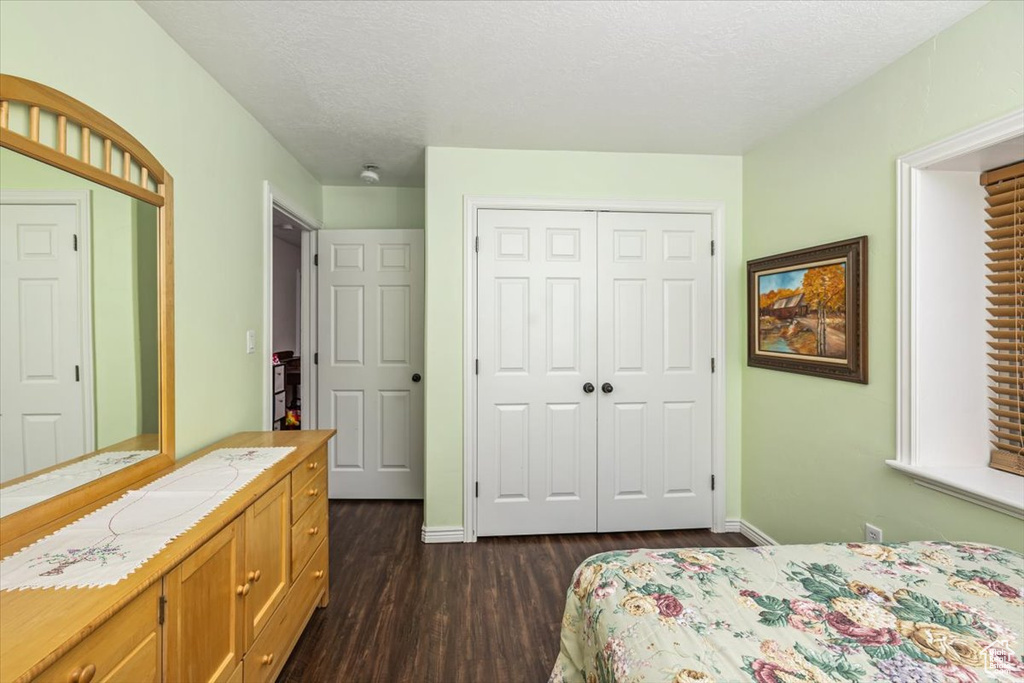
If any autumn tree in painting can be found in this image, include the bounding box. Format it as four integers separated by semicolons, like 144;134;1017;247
801;264;846;355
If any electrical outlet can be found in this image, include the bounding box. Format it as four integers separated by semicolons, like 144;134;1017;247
246;330;256;354
865;523;883;543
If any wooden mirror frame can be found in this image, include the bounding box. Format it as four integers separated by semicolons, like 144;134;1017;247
0;74;174;548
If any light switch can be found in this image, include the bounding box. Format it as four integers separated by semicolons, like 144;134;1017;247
246;330;256;354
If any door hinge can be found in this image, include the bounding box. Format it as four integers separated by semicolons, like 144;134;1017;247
73;234;78;251
475;482;479;498
158;595;167;625
313;253;319;266
711;358;716;373
74;365;80;382
711;475;716;491
475;359;479;375
711;240;716;256
474;236;479;253
314;352;319;365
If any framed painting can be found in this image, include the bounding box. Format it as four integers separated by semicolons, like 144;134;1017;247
747;236;868;383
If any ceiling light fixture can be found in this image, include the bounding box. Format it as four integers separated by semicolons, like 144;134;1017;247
360;164;380;185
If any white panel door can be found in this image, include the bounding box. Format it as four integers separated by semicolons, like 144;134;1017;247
476;209;598;536
0;202;86;483
317;229;424;499
596;212;713;532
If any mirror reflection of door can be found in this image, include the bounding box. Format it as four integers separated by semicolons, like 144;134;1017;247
0;197;89;481
0;146;161;505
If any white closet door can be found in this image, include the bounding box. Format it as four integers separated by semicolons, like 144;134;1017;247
0;203;86;483
476;209;598;536
317;229;424;499
596;212;713;532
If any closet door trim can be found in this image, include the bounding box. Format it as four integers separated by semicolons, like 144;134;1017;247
462;197;728;542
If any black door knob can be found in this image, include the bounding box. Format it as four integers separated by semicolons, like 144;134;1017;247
412;373;422;383
601;383;614;394
583;382;595;394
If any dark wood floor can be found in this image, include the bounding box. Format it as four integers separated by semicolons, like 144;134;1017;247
278;501;753;683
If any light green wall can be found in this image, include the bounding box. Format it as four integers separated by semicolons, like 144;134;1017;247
0;0;322;456
742;0;1024;552
133;199;160;436
424;148;743;528
0;148;154;448
322;186;424;229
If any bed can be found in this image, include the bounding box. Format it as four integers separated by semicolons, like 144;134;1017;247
549;542;1023;682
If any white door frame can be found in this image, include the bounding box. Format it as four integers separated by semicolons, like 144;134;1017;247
1;189;95;453
261;181;322;430
463;196;728;542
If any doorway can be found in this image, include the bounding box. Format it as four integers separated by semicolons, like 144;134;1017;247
0;190;94;480
263;183;320;432
317;229;425;499
463;198;728;541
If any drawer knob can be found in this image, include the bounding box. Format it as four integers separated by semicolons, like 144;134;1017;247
308;526;319;536
261;653;275;666
248;569;262;583
68;664;96;683
307;487;319;497
236;583;250;596
313;569;325;580
307;461;317;470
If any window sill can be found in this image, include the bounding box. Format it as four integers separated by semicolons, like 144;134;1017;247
885;461;1024;519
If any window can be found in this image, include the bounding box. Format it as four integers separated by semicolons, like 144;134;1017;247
892;110;1024;518
982;161;1024;476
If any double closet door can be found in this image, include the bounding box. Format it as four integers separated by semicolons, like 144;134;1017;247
476;209;713;536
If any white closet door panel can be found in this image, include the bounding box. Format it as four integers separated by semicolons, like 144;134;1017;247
596;212;713;532
318;229;424;499
0;203;85;483
476;209;598;536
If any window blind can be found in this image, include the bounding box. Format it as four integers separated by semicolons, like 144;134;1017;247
984;160;1024;476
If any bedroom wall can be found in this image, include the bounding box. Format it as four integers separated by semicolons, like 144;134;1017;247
423;148;743;530
322;186;424;230
742;0;1024;552
272;237;301;354
0;0;323;456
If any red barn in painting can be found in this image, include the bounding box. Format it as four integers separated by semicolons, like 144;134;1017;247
767;293;808;319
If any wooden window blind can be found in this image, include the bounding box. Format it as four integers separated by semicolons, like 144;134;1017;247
984;160;1024;476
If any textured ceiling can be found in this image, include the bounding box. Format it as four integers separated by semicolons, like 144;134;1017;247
138;0;985;186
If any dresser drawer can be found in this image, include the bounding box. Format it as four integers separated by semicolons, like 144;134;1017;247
35;583;161;683
273;392;286;421
291;468;326;521
245;540;327;683
273;364;285;393
293;446;326;486
291;493;327;579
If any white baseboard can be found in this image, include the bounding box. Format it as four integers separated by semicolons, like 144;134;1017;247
724;518;778;546
421;525;465;544
739;519;779;546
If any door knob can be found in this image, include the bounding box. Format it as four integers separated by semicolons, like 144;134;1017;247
412;373;422;383
583;383;595;394
601;383;614;394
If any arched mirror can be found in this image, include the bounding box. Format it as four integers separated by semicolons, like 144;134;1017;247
0;75;174;547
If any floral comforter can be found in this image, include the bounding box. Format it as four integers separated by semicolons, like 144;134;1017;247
549;542;1024;682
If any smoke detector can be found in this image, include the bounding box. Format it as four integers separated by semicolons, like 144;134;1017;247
359;164;380;185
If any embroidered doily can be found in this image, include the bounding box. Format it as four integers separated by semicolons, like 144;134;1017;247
0;447;296;590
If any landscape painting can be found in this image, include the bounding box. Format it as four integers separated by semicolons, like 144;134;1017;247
747;237;868;383
757;260;847;360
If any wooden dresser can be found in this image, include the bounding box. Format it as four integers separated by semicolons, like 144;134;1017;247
0;430;334;683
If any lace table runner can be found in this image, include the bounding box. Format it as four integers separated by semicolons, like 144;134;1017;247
0;447;295;591
0;450;161;517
